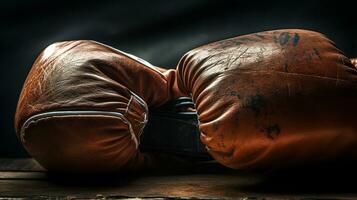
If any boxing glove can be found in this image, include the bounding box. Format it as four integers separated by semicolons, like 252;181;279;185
15;40;209;173
176;29;357;170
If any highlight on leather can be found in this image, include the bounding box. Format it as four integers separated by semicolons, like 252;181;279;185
351;58;357;69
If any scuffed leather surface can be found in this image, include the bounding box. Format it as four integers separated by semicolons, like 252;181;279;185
15;40;185;172
177;29;357;170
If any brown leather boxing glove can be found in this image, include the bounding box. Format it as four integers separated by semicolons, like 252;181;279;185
15;40;187;173
176;29;357;170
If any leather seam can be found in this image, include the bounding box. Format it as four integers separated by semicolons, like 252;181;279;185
97;41;166;79
20;110;139;149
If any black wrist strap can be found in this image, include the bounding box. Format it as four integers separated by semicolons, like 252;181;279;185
140;98;212;161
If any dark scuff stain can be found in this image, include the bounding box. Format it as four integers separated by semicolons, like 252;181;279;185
262;124;281;139
278;32;290;45
313;48;322;60
244;94;266;117
230;91;241;100
292;33;300;47
284;63;289;72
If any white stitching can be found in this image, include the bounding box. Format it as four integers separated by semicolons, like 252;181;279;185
128;91;149;139
20;110;139;149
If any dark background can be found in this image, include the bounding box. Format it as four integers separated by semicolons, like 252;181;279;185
1;0;356;157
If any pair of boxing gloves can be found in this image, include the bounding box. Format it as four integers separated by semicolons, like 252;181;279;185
15;29;357;173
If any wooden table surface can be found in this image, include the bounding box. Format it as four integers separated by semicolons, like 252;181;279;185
0;158;356;199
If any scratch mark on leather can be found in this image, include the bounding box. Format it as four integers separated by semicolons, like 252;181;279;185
232;70;355;83
312;48;322;60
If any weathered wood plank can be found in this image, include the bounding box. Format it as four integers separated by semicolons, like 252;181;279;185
0;171;47;179
1;159;357;199
0;173;254;199
0;171;357;199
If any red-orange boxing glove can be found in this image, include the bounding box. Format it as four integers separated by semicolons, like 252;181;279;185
15;40;187;173
176;29;357;170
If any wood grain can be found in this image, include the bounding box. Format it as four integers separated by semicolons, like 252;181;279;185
1;159;357;199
